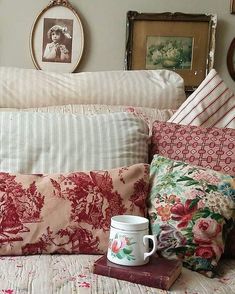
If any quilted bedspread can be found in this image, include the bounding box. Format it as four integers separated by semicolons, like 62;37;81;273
0;255;235;294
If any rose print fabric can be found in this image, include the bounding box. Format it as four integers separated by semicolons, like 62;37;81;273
0;163;149;255
148;155;235;277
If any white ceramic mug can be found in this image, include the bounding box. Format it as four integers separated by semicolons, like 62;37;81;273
107;215;157;266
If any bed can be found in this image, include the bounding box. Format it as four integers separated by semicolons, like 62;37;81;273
0;67;234;294
0;254;235;294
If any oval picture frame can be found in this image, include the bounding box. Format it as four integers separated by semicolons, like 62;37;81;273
30;0;84;73
227;38;235;81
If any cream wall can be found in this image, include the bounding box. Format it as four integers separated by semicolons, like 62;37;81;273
0;0;234;91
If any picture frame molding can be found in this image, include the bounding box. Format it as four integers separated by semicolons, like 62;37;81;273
30;0;84;73
227;38;235;81
230;0;235;14
125;11;217;92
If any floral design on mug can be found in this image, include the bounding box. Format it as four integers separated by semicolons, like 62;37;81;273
109;234;136;261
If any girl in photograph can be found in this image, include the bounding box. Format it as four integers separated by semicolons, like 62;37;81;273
43;24;72;63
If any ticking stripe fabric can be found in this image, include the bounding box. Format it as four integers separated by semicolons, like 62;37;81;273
168;69;235;129
0;67;186;109
0;112;149;173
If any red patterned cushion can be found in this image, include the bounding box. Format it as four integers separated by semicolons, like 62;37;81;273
0;163;149;255
151;121;235;176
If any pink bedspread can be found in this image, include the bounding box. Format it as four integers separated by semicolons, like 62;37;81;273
0;255;234;294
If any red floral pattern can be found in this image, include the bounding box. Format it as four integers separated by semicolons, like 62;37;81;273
171;199;198;228
0;164;149;255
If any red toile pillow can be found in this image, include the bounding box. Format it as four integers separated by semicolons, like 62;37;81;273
0;163;149;255
150;121;235;176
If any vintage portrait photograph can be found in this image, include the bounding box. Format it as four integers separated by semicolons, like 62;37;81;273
145;36;193;70
42;18;73;63
30;1;84;72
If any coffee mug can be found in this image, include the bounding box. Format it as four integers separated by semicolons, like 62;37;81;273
107;215;157;266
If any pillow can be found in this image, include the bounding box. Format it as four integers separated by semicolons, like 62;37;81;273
168;69;235;129
0;111;149;174
0;104;175;133
0;163;149;255
150;121;235;176
0;67;186;109
148;155;235;277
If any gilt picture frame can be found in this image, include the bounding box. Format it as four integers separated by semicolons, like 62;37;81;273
231;0;235;14
30;0;84;73
125;11;217;91
227;38;235;81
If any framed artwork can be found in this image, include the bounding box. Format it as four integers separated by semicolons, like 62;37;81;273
231;0;235;14
30;0;84;73
227;38;235;81
125;11;217;91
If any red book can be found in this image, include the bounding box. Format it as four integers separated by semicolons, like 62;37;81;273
93;254;182;290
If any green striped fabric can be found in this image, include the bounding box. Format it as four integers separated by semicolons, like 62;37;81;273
0;112;149;173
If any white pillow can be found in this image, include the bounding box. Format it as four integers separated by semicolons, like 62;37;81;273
0;112;149;173
0;67;186;109
168;69;235;128
0;104;175;132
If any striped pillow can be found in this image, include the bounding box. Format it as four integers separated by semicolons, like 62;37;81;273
0;112;149;173
0;67;186;109
0;104;175;134
168;69;235;128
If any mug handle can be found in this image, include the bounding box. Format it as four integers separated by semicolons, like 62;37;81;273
143;235;157;260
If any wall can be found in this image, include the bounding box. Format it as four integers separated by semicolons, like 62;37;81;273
0;0;234;91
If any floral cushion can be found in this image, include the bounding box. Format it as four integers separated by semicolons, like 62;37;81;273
148;155;235;277
150;120;235;176
0;163;149;255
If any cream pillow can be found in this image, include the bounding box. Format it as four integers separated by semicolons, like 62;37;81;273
0;67;186;109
